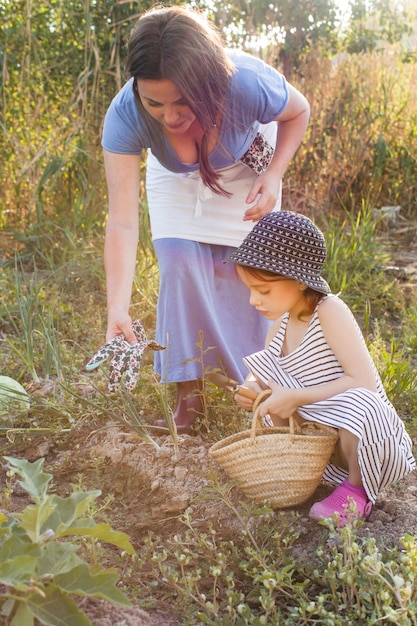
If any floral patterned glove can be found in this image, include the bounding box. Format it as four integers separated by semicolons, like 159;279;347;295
86;320;165;391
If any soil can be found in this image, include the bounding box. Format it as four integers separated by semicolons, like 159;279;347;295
16;422;417;626
1;214;417;626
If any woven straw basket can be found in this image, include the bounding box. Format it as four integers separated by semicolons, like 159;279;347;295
209;390;339;508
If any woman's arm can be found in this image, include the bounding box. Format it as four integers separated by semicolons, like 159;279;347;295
103;149;142;343
259;297;378;419
244;83;310;222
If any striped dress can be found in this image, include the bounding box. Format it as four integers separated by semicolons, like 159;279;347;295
243;295;416;503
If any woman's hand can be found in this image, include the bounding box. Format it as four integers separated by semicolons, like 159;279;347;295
103;150;141;346
243;172;282;222
243;83;310;223
106;312;137;344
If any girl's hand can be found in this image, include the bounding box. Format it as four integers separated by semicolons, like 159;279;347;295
258;380;300;420
234;380;263;411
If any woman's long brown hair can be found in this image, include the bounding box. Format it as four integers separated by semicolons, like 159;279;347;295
126;6;235;196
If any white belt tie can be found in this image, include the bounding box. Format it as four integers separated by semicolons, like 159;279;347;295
194;177;215;217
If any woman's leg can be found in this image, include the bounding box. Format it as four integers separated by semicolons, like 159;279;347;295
151;239;269;432
152;239;270;384
152;380;204;433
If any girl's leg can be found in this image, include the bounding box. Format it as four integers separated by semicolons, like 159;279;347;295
309;428;371;525
337;428;363;486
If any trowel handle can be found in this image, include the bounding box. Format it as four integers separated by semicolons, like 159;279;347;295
207;372;259;401
235;385;259;400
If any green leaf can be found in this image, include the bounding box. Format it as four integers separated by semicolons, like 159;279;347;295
17;501;57;542
0;555;38;589
42;491;101;535
54;563;131;606
26;584;92;626
0;531;40;562
10;601;35;626
38;542;83;578
4;457;52;502
58;522;136;554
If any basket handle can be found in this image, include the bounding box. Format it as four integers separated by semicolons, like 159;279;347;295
250;389;298;438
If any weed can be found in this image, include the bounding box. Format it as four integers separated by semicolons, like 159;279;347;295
130;486;417;625
369;326;417;421
299;511;417;624
322;203;401;316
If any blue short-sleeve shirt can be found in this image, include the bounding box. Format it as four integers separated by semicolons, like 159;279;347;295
102;49;288;172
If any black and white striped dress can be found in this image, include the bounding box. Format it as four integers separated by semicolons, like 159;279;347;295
243;295;416;503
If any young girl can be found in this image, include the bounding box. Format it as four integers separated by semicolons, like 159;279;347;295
228;211;415;525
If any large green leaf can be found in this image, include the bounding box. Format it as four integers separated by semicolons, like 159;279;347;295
38;542;83;577
0;528;40;561
4;457;52;502
26;584;92;626
17;501;57;542
0;555;38;589
54;563;131;606
41;491;101;535
58;522;136;554
10;601;35;626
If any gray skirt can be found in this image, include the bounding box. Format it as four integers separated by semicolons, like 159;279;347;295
153;238;270;383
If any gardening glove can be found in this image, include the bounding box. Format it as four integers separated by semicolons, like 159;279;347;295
86;320;165;392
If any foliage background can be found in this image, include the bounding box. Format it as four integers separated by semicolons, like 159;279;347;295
0;0;416;407
0;0;415;376
0;0;416;238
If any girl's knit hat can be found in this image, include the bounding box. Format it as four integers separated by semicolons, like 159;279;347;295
227;210;330;294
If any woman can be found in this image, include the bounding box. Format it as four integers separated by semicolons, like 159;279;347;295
101;6;310;432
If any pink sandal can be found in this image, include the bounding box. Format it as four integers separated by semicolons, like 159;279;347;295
309;480;372;527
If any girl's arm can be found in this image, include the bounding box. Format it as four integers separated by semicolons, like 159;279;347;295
103;149;141;344
234;317;283;410
317;296;378;393
244;83;310;222
260;297;378;419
